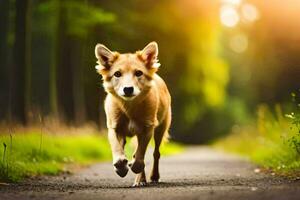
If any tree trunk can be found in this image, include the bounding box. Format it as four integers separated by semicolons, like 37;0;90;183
11;0;32;124
71;0;89;125
24;0;32;122
0;0;10;121
71;38;87;125
49;0;60;118
56;3;75;123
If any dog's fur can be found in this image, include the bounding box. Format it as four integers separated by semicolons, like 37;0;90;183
94;42;171;186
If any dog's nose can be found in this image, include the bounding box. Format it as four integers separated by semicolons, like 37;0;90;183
123;87;134;96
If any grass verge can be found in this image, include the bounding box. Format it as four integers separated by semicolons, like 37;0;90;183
0;127;184;182
214;104;300;177
0;131;111;182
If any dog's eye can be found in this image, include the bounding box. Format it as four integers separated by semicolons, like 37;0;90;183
135;70;143;77
114;71;122;77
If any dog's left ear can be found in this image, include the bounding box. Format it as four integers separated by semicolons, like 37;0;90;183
140;41;160;69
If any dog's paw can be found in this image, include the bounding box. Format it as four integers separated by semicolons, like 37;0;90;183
129;159;145;174
113;158;128;178
150;173;160;183
132;181;147;187
150;179;159;185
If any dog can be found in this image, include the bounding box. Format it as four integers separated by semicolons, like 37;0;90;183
94;42;171;186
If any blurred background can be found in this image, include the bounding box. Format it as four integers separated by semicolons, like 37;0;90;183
0;0;299;143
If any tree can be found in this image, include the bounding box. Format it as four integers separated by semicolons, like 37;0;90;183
10;0;32;124
0;0;10;121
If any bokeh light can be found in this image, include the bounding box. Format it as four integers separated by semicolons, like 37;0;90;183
241;3;260;23
229;34;248;53
221;0;242;6
220;5;240;27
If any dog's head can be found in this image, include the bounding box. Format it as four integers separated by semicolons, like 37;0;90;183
95;42;160;101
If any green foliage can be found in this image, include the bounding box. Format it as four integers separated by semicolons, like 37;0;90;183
215;95;300;175
63;1;115;37
160;142;184;156
36;0;115;38
286;92;300;155
0;132;111;182
181;24;229;128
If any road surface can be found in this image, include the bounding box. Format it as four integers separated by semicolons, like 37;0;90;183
0;147;299;200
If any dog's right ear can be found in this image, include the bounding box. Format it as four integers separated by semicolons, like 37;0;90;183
95;44;118;73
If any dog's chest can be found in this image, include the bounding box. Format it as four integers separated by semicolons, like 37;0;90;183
127;120;140;136
125;118;157;136
121;103;158;136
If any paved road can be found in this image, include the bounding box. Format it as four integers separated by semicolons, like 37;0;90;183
1;147;299;200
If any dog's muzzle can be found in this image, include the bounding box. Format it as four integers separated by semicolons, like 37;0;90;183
123;87;134;97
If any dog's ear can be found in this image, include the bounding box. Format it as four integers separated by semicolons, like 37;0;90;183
95;44;118;73
140;41;160;69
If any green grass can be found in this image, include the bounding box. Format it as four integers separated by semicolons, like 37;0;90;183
0;131;112;182
0;129;184;182
160;141;184;156
214;104;300;176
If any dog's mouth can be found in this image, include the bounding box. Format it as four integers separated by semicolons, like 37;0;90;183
121;94;136;101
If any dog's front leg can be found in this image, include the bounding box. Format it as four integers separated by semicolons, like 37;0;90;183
108;128;128;177
129;127;153;175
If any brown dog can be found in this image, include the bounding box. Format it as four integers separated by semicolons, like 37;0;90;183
94;42;171;186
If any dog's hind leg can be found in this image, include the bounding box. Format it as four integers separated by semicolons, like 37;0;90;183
132;170;147;187
149;126;164;183
129;128;153;174
150;114;171;183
